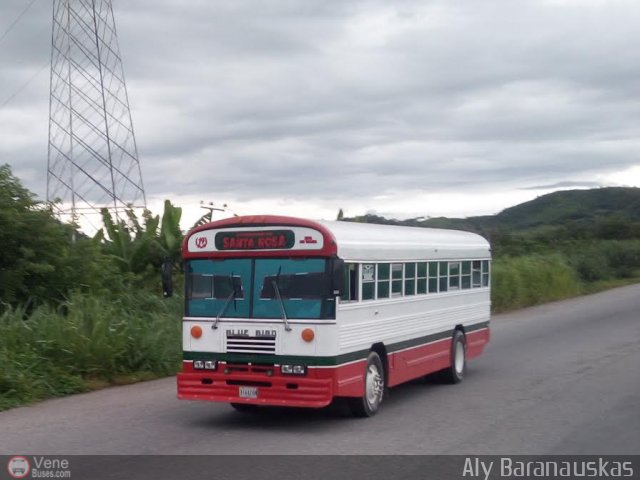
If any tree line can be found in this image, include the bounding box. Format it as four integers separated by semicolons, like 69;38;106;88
0;164;187;311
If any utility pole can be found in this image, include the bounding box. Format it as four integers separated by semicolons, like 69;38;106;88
199;201;236;223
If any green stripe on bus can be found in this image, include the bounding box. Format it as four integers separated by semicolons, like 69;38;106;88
183;350;368;366
386;330;453;353
466;321;490;332
183;321;489;366
385;321;488;353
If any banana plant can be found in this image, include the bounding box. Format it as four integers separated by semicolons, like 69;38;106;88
159;200;182;263
96;200;184;274
98;208;137;271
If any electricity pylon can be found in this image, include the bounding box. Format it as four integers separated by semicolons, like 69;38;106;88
47;0;146;230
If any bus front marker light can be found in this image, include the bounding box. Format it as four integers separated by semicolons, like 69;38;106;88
194;360;204;370
301;328;315;342
191;325;203;339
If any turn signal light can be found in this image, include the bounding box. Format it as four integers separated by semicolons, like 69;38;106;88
301;328;315;342
191;325;203;339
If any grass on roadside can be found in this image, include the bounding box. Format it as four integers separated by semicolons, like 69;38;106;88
0;290;182;411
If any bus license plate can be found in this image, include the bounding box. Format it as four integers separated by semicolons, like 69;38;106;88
239;386;258;399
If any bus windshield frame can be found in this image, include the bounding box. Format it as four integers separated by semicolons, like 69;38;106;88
185;257;336;320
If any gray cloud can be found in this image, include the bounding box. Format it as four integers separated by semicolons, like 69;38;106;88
1;0;640;219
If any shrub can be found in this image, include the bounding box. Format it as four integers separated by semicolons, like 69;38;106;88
492;255;580;312
565;240;640;282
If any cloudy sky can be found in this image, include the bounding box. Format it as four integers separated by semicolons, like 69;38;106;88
1;0;640;229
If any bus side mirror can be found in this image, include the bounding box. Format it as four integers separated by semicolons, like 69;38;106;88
331;258;345;297
162;260;173;298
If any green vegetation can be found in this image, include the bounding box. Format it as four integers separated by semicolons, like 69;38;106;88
0;291;182;411
491;255;581;312
0;165;110;308
2;163;640;410
0;164;186;411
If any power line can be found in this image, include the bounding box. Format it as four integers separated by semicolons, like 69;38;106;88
0;60;49;111
0;0;40;47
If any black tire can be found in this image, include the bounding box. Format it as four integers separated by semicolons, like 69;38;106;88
348;351;385;417
440;330;466;384
230;402;259;412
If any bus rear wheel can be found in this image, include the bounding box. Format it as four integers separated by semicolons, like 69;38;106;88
440;330;466;384
348;351;385;417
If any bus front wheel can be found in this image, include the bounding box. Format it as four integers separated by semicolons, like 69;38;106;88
441;330;466;384
348;351;385;417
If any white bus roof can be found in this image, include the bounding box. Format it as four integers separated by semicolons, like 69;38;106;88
317;220;491;262
184;215;491;261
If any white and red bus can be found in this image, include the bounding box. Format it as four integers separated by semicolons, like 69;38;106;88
177;215;491;416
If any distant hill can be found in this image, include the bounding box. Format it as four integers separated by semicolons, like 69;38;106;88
491;187;640;230
342;187;640;239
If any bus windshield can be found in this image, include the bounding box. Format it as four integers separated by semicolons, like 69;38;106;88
186;258;335;319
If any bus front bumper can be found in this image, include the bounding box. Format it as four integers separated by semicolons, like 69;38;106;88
177;368;334;408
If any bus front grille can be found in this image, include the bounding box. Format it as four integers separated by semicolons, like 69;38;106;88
226;335;276;354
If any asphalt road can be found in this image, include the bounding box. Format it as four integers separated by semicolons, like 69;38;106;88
1;284;639;455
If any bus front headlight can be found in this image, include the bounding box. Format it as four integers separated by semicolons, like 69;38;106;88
204;360;217;370
292;365;307;375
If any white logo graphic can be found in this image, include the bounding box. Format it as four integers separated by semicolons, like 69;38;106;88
7;456;30;479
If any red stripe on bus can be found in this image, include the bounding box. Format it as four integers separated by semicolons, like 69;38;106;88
386;337;451;387
466;327;490;360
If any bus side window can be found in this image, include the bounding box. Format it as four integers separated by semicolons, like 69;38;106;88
482;260;490;287
428;262;438;293
449;262;460;290
439;262;449;292
341;263;359;302
405;262;416;296
362;264;376;300
472;260;482;287
391;263;403;296
377;263;391;299
461;261;472;289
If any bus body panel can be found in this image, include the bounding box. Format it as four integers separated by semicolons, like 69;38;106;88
386;337;452;387
177;367;335;408
337;290;490;354
182;320;339;357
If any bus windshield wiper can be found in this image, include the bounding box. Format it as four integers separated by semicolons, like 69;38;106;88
212;274;237;330
272;267;291;332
